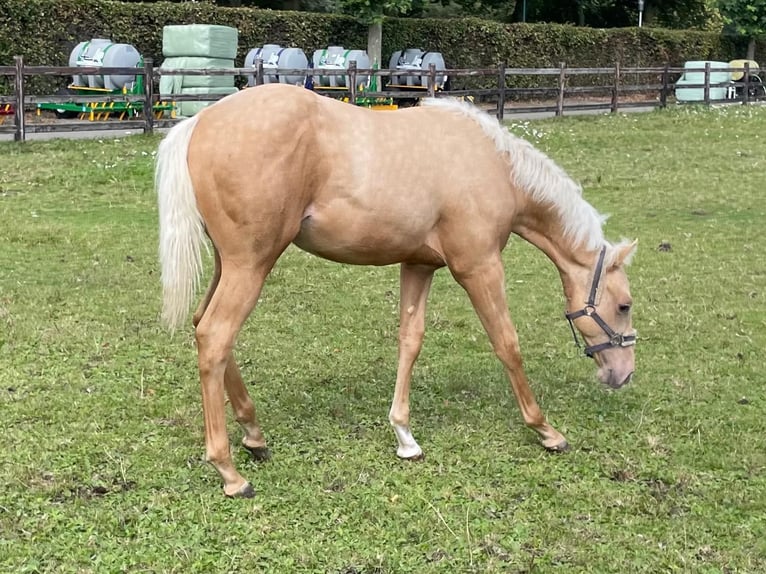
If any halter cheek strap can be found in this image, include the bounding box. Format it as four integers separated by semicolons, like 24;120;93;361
565;246;637;358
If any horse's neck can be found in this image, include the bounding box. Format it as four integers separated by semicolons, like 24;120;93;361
512;201;601;296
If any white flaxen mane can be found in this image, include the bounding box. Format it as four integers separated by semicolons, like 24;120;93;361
421;97;613;254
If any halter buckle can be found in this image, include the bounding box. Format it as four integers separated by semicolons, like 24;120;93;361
610;333;624;347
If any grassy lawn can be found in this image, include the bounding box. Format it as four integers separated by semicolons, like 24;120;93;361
1;104;764;573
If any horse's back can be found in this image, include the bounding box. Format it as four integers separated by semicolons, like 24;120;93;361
186;84;516;266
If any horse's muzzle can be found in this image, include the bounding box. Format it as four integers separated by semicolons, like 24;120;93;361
598;368;634;389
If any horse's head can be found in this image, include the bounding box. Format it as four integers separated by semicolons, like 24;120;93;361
566;241;637;389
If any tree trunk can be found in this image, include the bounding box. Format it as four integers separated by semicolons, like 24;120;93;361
747;38;756;61
367;22;382;72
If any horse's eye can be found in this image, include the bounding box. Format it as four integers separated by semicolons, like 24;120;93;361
618;303;632;314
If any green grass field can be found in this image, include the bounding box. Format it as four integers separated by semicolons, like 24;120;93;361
1;104;765;573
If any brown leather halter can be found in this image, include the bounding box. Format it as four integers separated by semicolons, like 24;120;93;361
565;246;637;358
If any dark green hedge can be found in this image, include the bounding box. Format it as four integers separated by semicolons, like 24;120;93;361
0;0;762;93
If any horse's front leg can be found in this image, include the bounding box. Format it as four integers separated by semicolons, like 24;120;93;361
453;256;568;452
388;264;436;459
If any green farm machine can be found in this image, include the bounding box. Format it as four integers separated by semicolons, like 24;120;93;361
37;39;174;120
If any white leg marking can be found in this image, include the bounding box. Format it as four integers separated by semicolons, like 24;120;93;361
392;423;423;459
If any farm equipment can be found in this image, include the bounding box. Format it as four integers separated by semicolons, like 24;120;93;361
727;59;766;99
675;59;765;102
0;103;13;125
385;48;449;107
388;49;448;90
245;44;309;87
37;38;174;120
309;46;397;110
675;60;731;102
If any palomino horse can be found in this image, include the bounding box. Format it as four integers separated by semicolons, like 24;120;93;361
156;84;637;498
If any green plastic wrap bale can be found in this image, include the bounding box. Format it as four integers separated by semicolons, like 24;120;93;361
162;25;239;59
177;87;239;117
159;57;236;94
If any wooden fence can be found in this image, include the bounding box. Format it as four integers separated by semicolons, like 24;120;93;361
0;55;763;142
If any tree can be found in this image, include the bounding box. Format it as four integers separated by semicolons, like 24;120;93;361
719;0;766;58
424;0;517;22
576;0;615;26
509;0;721;28
340;0;413;71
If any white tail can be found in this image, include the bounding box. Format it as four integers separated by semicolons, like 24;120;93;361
155;115;205;330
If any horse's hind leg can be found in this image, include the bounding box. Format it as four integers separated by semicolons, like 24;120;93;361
224;356;270;460
193;248;270;460
195;261;273;498
452;255;568;451
193;246;221;327
389;264;435;460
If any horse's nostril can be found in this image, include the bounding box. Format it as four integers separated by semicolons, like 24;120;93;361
618;371;634;388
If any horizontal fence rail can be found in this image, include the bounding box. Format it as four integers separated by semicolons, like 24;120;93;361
1;55;764;141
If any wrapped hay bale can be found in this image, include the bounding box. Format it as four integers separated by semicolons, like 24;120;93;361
159;24;239;116
159;57;237;92
176;87;239;117
162;24;239;60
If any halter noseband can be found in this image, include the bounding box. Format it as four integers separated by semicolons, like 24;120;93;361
565;246;637;358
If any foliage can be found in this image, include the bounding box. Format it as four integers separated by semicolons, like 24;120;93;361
75;0;725;28
719;0;766;37
2;105;766;572
341;0;413;24
0;0;763;94
649;0;724;31
425;0;517;23
516;0;721;29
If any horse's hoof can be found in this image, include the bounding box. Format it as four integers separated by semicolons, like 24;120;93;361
398;449;425;462
245;446;272;462
405;452;426;462
544;439;570;453
227;482;255;499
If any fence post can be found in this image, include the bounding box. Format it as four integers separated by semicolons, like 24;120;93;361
497;63;506;121
556;62;566;117
742;61;751;105
659;63;670;108
13;55;25;143
143;58;154;134
427;63;437;98
703;62;711;105
348;61;357;104
255;58;264;86
611;61;621;113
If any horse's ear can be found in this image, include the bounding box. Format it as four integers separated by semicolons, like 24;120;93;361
610;239;638;269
